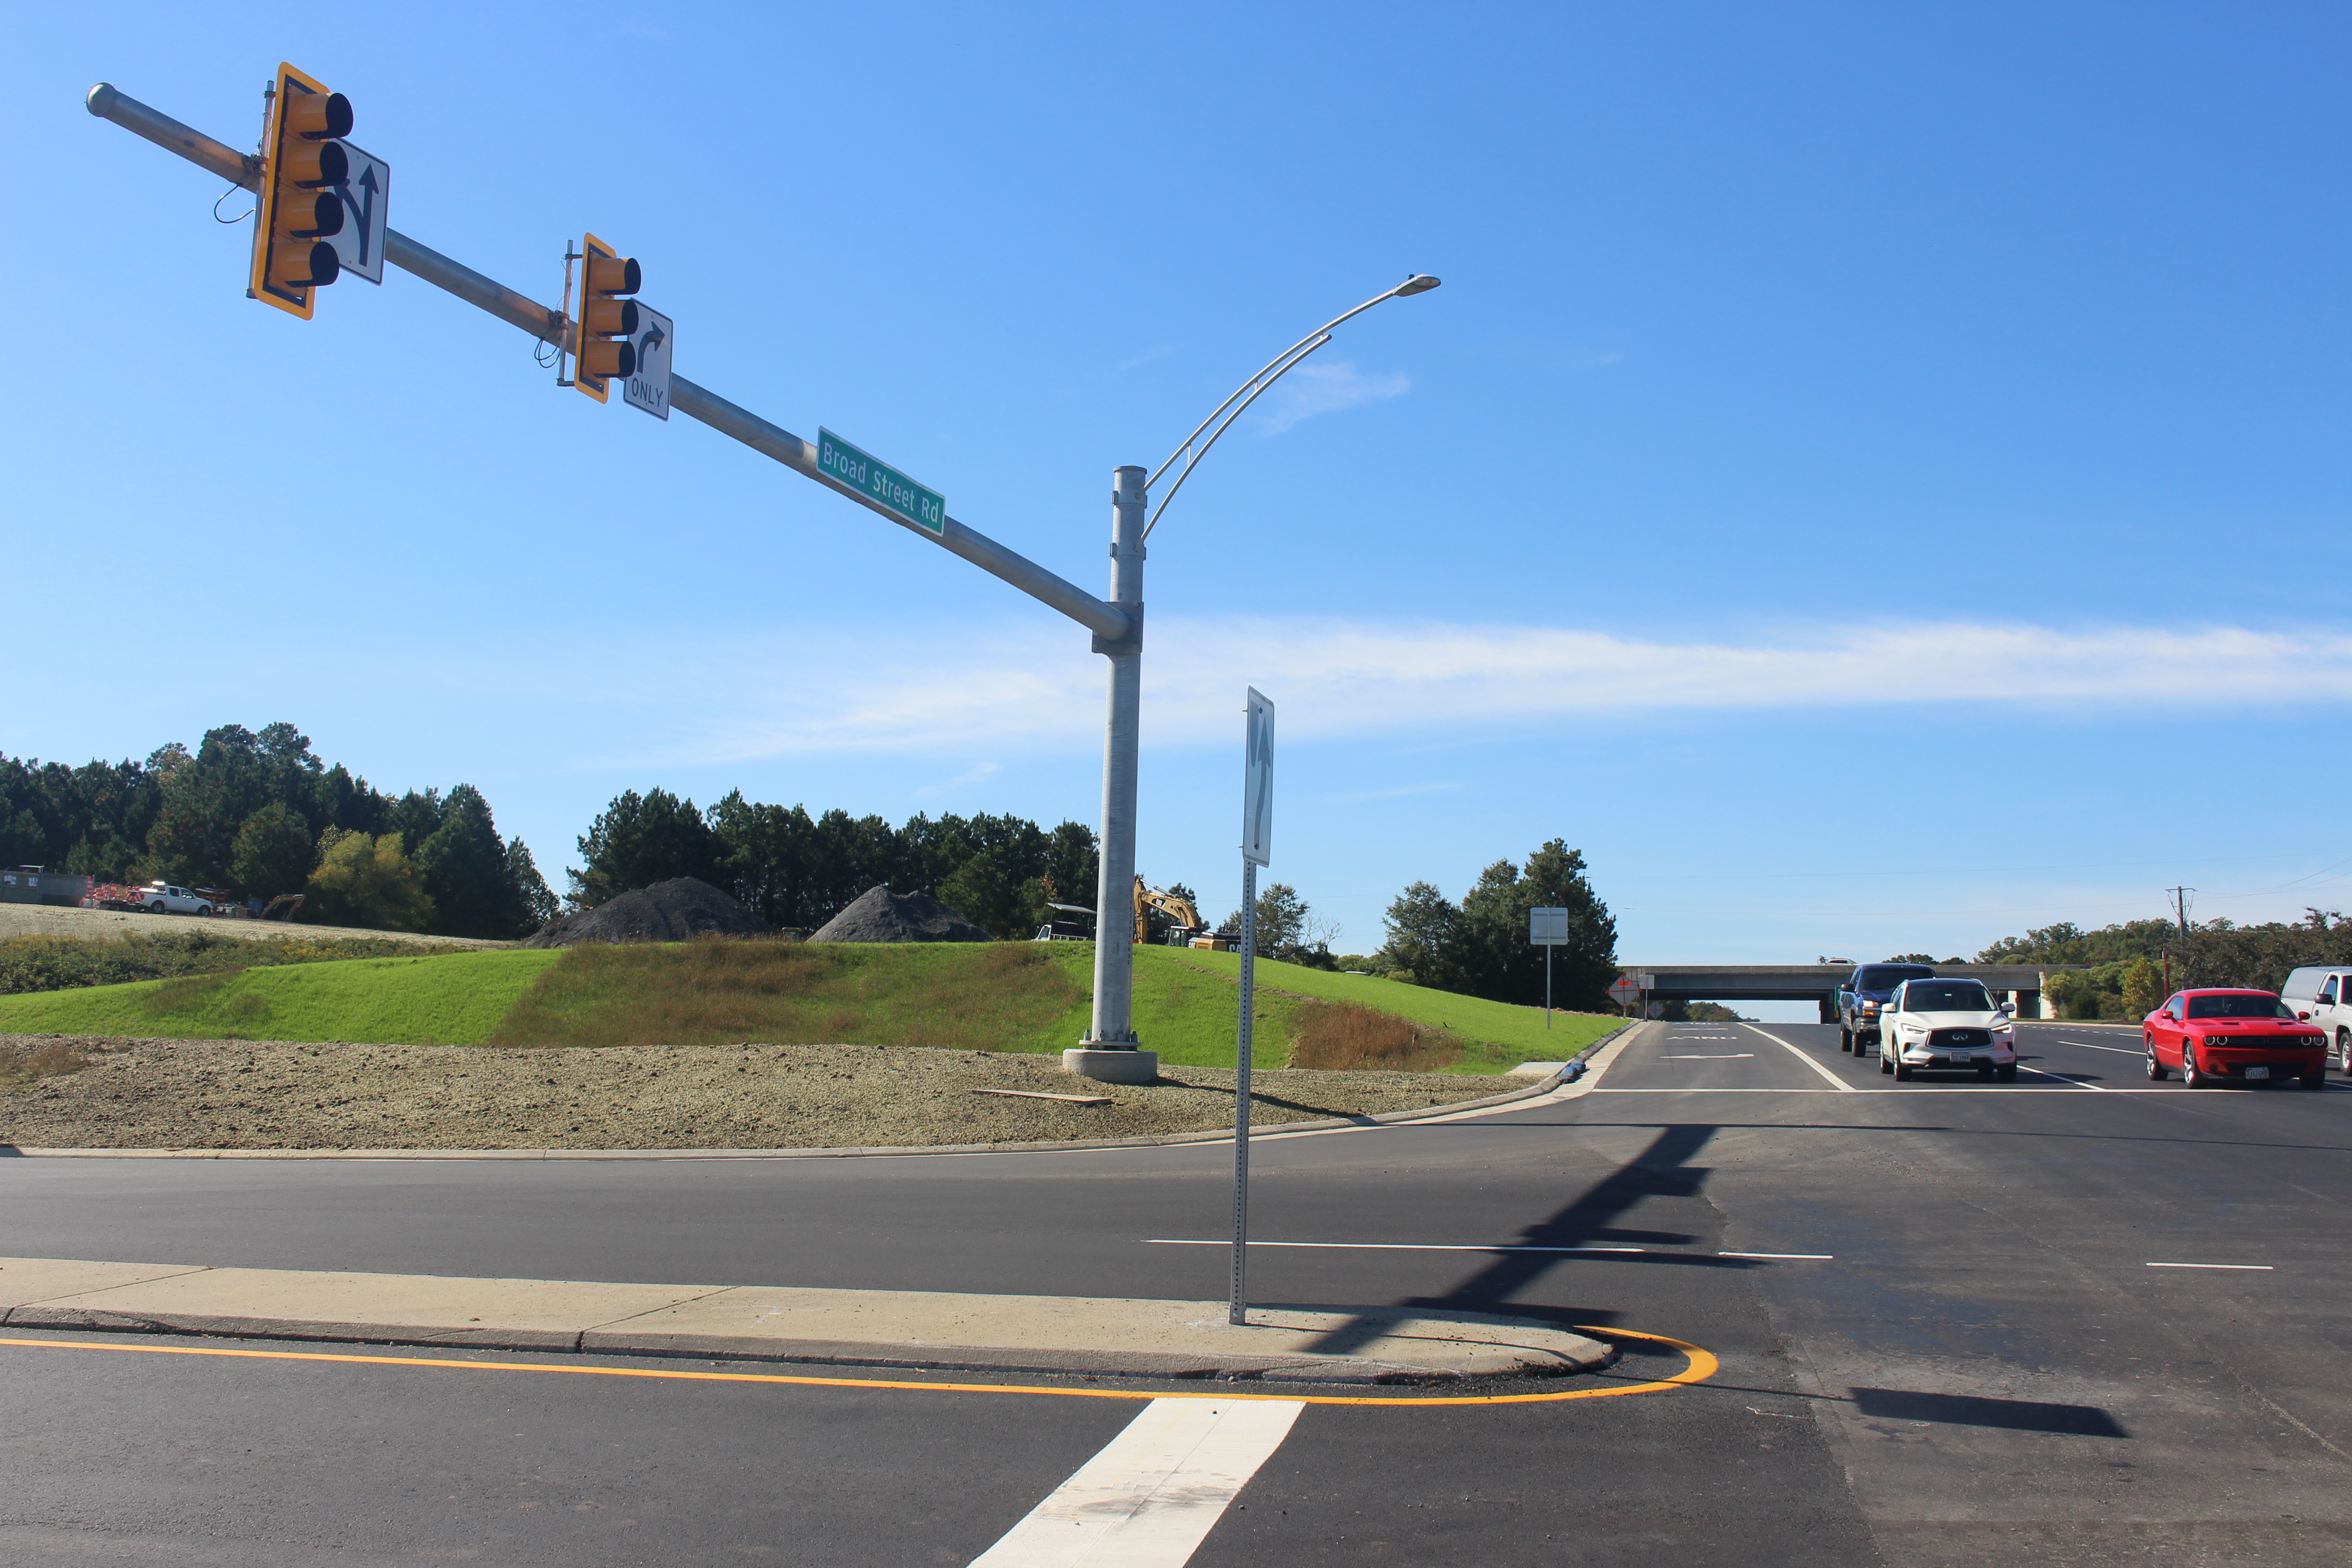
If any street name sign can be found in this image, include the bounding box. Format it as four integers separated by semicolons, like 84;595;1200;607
328;143;389;284
1530;906;1568;946
623;306;673;420
818;429;945;536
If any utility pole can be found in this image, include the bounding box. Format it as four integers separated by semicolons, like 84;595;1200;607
2169;887;2195;934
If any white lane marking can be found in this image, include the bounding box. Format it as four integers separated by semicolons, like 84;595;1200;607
2146;1262;2274;1271
2060;1040;2144;1055
968;1396;1303;1567
2019;1065;2110;1091
1739;1025;1856;1091
1662;1053;1757;1059
1142;1240;1829;1260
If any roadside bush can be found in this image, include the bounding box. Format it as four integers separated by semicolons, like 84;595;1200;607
0;929;450;995
1287;1000;1464;1072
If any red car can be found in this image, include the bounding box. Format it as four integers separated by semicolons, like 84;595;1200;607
2144;989;2328;1088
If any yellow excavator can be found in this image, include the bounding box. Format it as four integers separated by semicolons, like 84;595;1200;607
1033;875;1235;948
1135;877;1233;950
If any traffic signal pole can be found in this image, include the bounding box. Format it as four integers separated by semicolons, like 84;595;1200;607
88;81;1150;1053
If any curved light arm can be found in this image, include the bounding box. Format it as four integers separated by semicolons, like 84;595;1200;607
1140;274;1440;540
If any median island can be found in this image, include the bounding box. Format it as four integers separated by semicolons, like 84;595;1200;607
0;1034;1529;1152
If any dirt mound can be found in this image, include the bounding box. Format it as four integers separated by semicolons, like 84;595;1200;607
808;886;992;944
523;878;772;948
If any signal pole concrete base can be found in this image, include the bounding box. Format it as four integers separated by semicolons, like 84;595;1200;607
1062;1048;1159;1084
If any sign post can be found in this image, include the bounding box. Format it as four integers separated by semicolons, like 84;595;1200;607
1232;687;1274;1327
1529;907;1568;1028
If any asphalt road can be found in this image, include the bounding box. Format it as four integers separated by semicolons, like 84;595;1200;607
2;1018;2347;1565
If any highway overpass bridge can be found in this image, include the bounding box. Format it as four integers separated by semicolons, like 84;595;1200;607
1620;964;2083;1022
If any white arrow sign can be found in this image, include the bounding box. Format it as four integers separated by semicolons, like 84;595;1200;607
326;143;389;285
623;306;673;421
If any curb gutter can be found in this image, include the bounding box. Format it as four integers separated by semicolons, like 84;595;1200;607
0;1304;1616;1384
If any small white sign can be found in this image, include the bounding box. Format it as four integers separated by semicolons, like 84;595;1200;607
327;143;390;285
623;306;673;421
1242;687;1274;867
1530;906;1569;946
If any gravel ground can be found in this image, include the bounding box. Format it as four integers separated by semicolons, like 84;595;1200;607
0;903;503;948
0;1034;1521;1151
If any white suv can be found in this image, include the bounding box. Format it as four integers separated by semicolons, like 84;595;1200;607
2280;967;2352;1075
1879;978;2019;1082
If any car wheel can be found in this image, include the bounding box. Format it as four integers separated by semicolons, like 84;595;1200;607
2338;1030;2351;1075
1893;1061;1913;1081
1996;1064;2017;1083
1839;1029;1852;1053
1976;1062;1994;1081
1878;1046;1892;1074
2145;1037;2166;1080
2181;1045;2206;1089
2301;1072;2326;1091
147;902;165;915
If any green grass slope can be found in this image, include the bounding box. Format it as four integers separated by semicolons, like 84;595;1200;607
0;938;1621;1072
1147;946;1623;1070
0;950;563;1046
482;939;1305;1069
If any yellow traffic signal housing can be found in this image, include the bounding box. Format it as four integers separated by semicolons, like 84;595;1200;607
573;233;642;403
249;63;353;319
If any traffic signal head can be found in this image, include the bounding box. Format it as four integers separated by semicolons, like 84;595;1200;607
573;234;641;402
249;64;353;318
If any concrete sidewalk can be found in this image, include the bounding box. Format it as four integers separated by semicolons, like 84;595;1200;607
0;1256;1614;1383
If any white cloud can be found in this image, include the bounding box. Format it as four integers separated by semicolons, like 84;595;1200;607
1253;360;1411;435
620;617;2352;765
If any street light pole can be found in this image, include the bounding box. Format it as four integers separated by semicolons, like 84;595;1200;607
1077;276;1441;1063
1083;466;1147;1046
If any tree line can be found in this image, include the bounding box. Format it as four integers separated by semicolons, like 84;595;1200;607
571;787;1099;940
1975;913;2352;1020
1340;839;1620;1011
0;724;555;938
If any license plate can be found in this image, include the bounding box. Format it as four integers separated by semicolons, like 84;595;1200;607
2246;1065;2270;1080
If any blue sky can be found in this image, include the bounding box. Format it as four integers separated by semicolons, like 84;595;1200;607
11;2;2350;982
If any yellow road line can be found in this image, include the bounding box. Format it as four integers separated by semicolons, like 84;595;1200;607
0;1328;1716;1409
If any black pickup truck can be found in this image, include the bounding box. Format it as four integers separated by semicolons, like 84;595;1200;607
1838;962;1939;1053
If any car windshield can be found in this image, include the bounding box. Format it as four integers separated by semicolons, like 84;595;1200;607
2185;993;2296;1020
1903;982;1991;1012
1856;965;1934;990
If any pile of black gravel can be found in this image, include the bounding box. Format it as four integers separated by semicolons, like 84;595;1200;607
522;878;773;948
808;885;991;943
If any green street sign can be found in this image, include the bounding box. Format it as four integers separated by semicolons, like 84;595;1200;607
818;428;945;538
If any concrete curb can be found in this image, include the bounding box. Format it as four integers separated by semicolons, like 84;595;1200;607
0;1258;1620;1385
0;1305;1617;1383
0;1026;1634;1162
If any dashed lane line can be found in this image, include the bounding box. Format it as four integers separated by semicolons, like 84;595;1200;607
1661;1054;1756;1059
1143;1239;1831;1261
1738;1024;1857;1090
2146;1262;2274;1271
968;1396;1303;1568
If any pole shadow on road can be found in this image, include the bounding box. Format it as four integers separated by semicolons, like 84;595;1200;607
1300;1124;1748;1357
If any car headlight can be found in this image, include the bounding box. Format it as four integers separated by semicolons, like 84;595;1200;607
1900;1020;1927;1034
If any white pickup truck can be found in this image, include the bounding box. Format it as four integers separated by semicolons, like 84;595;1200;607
137;882;216;916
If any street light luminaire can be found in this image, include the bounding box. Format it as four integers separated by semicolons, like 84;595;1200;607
1140;271;1445;539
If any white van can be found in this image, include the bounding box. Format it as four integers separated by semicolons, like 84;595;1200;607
2279;968;2352;1073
